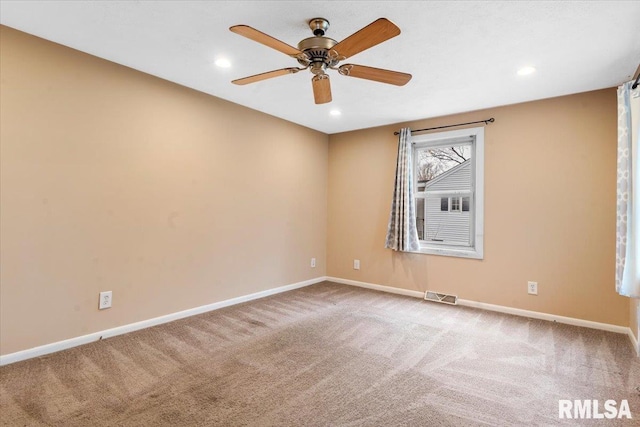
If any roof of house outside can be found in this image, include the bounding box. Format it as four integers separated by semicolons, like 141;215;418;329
424;159;471;189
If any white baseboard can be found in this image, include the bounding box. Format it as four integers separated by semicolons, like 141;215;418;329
456;298;629;335
327;276;425;299
3;276;636;365
0;276;325;366
629;328;640;357
327;276;634;346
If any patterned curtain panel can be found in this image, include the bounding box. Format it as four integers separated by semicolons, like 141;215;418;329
385;128;420;252
616;82;640;297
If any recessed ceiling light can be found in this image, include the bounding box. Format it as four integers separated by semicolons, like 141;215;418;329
330;109;341;116
215;58;232;68
517;66;536;76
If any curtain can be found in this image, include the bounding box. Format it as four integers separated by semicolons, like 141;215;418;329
385;128;420;252
616;81;640;297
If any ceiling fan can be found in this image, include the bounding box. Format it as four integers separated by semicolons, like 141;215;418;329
229;18;412;104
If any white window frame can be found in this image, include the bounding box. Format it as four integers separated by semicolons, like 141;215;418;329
450;197;461;212
412;127;484;259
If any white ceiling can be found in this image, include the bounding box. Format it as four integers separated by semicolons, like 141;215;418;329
1;1;639;134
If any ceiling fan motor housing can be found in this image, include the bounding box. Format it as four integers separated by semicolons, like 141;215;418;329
297;36;338;68
296;18;340;71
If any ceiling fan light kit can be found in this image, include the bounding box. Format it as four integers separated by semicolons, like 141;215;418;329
230;17;412;104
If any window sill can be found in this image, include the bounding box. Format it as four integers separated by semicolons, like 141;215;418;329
413;244;483;259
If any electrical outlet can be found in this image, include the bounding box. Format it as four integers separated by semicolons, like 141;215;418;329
99;291;112;309
527;281;538;295
353;259;360;270
311;257;316;268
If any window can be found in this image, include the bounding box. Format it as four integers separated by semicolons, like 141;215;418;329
440;196;470;213
450;197;461;212
413;127;484;259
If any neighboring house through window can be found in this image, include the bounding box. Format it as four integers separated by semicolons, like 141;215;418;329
413;127;484;259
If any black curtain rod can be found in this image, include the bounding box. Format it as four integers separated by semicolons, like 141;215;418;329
393;118;495;135
632;63;640;89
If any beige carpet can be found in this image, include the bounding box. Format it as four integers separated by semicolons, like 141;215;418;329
1;281;639;426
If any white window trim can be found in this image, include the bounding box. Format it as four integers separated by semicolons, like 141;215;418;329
450;197;461;212
412;126;484;259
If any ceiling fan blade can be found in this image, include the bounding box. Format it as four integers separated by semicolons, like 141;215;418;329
230;25;302;57
332;18;400;60
312;75;332;104
232;68;301;85
338;64;412;86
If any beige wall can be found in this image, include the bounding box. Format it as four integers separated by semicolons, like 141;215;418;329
328;89;629;327
1;23;633;357
0;26;328;355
